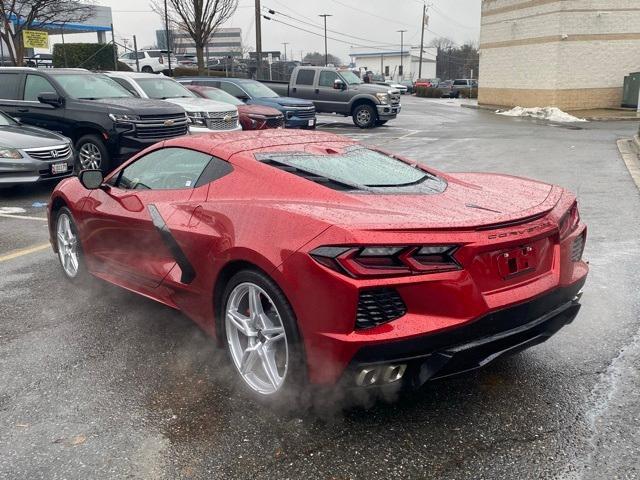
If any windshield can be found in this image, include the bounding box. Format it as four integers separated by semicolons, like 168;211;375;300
51;73;132;100
0;112;18;126
239;81;278;98
195;87;243;105
339;71;363;85
261;147;429;188
136;78;194;99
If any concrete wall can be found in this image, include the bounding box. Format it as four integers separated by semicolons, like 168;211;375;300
479;0;640;110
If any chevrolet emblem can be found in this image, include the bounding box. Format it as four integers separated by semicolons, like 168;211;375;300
223;115;232;122
163;119;175;126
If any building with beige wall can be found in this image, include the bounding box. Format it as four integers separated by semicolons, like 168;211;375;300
478;0;640;110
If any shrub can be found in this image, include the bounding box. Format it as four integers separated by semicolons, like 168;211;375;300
460;87;478;99
415;86;443;98
52;43;119;70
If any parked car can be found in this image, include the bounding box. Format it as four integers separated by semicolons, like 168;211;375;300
176;54;197;68
260;66;401;129
399;80;415;94
437;80;455;97
0;67;188;172
178;77;316;129
118;50;179;73
414;78;433;89
48;129;588;401
377;81;408;95
185;85;284;130
0;110;75;187
450;79;478;98
25;53;53;68
105;72;241;133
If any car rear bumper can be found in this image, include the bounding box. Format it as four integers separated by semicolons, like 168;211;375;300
342;277;585;389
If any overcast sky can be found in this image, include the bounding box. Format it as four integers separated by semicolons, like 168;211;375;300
49;0;481;61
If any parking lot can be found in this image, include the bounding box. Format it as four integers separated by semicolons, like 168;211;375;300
1;95;639;479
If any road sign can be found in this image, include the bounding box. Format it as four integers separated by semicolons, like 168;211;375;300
23;30;48;49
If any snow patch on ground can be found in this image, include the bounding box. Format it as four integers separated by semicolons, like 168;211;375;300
497;106;587;123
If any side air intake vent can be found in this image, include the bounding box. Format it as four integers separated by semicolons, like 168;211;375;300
356;288;407;329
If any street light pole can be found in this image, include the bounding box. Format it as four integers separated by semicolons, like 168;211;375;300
397;29;407;81
418;4;427;79
281;42;288;62
255;0;263;78
319;14;332;66
164;0;172;75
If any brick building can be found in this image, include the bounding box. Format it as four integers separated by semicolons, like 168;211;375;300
478;0;640;110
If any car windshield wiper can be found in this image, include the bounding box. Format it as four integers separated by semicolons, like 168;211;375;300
365;174;430;188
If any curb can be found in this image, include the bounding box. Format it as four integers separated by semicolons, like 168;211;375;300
617;139;640;192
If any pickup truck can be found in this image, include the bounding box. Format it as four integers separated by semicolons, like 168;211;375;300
261;66;401;129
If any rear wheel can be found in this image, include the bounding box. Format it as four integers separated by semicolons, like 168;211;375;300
221;269;305;402
352;104;377;129
76;134;110;173
141;65;153;73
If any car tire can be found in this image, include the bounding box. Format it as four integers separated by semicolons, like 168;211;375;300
141;66;153;73
221;269;307;406
76;134;110;173
352;104;377;129
55;207;87;283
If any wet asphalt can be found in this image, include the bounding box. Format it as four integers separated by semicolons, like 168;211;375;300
0;96;639;479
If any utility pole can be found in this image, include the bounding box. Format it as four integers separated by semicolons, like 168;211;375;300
418;4;428;79
319;14;332;66
397;29;407;81
281;42;288;62
164;0;172;75
255;0;263;79
133;35;139;72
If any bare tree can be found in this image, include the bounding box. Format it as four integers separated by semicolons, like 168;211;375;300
0;0;94;65
152;0;238;73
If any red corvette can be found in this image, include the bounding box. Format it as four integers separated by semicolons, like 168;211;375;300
184;84;285;130
48;130;587;400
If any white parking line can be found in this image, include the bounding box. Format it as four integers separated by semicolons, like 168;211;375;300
0;213;48;222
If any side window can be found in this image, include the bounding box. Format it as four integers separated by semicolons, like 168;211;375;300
318;71;339;88
110;77;140;97
0;73;21;99
384;66;389;76
116;147;226;190
136;52;145;60
121;53;133;60
24;75;56;101
218;81;246;98
453;80;466;86
295;69;316;86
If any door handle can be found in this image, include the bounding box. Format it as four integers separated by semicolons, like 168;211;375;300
292;87;296;93
17;108;28;113
314;88;319;94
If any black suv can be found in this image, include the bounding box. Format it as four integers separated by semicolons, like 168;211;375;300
0;68;189;172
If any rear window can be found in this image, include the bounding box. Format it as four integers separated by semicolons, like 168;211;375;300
295;69;316;86
257;147;446;194
453;80;468;86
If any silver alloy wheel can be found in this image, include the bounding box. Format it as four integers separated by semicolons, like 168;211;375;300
225;282;288;395
78;142;102;169
56;213;79;278
356;108;372;126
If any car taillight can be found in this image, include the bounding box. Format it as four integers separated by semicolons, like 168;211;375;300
159;55;164;64
559;202;580;239
310;245;461;278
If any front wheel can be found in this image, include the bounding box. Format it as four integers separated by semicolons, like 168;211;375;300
55;207;87;282
76;134;110;173
222;270;305;402
352;104;377;129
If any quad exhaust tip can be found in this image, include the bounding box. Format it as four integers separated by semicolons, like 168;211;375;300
355;364;407;387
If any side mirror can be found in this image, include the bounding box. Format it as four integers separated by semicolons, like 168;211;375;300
333;79;345;90
38;92;63;107
78;169;104;190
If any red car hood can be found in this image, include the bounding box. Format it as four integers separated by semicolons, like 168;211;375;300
238;104;282;117
269;173;562;230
